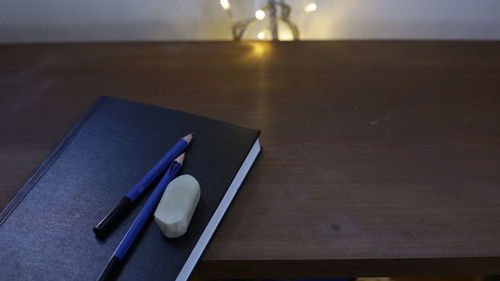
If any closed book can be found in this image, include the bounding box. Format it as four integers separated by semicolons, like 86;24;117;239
0;97;261;281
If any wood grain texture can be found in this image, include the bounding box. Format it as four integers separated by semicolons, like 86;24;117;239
1;41;500;277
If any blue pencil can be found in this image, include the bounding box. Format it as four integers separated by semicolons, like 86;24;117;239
96;153;185;281
94;134;192;238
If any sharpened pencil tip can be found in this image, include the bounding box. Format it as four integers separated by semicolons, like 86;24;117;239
183;133;193;144
174;153;185;164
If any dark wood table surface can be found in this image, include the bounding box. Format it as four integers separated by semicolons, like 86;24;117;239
1;41;500;277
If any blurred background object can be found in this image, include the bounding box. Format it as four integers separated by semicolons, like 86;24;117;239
219;0;302;41
1;0;500;43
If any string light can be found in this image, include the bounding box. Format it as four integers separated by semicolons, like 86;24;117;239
305;3;317;12
220;1;309;41
255;9;266;20
220;0;230;11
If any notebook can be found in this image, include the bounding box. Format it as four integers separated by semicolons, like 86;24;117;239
0;97;261;281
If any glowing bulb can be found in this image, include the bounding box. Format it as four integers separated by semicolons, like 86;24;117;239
305;3;317;12
255;9;266;20
220;0;230;10
257;31;266;40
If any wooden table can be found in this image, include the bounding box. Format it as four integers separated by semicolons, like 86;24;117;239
1;41;500;277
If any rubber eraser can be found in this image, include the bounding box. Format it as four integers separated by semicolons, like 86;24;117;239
154;174;200;238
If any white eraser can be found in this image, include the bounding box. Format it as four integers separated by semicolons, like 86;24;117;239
154;174;201;238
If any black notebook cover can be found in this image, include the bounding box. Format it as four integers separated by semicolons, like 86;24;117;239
0;97;261;281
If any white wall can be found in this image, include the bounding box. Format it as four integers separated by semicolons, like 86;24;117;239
1;0;500;43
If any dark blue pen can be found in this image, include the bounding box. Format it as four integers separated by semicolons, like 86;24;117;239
93;134;192;238
97;153;185;281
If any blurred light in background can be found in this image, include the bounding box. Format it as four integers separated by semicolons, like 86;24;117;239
220;0;315;41
220;0;230;10
2;0;500;43
255;9;266;20
305;2;317;12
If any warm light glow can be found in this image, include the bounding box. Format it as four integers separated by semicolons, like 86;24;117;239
255;9;266;20
220;0;230;10
257;31;266;40
244;42;272;60
305;3;317;12
279;30;294;41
